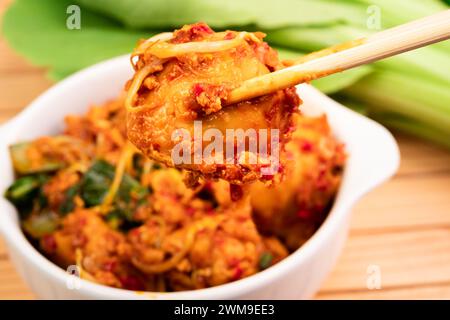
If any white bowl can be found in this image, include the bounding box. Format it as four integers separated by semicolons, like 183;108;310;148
0;55;399;299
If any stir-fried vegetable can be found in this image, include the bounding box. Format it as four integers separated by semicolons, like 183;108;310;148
60;160;149;228
6;156;151;236
4;174;48;216
9;142;64;175
3;95;345;291
259;252;274;270
22;210;60;238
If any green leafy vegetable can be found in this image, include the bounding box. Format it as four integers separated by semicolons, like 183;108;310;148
4;174;48;216
353;0;448;27
104;210;123;230
259;252;273;269
105;209;142;230
61;160;149;222
9;142;64;175
5;173;58;238
79;160;115;207
59;183;80;214
22;210;60;238
74;0;368;29
2;0;149;80
371;112;450;149
266;25;371;52
342;71;450;135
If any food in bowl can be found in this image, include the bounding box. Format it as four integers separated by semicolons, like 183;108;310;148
4;94;345;292
126;23;300;184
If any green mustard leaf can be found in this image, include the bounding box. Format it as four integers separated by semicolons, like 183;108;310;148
2;0;150;80
74;0;368;30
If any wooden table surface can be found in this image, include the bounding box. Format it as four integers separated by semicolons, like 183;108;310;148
1;0;450;300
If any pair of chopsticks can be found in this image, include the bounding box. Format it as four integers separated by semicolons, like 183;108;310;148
226;10;450;105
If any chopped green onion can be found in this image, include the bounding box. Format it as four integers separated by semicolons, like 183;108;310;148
259;252;273;270
22;211;59;239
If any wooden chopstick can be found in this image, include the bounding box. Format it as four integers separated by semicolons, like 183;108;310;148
226;10;450;105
